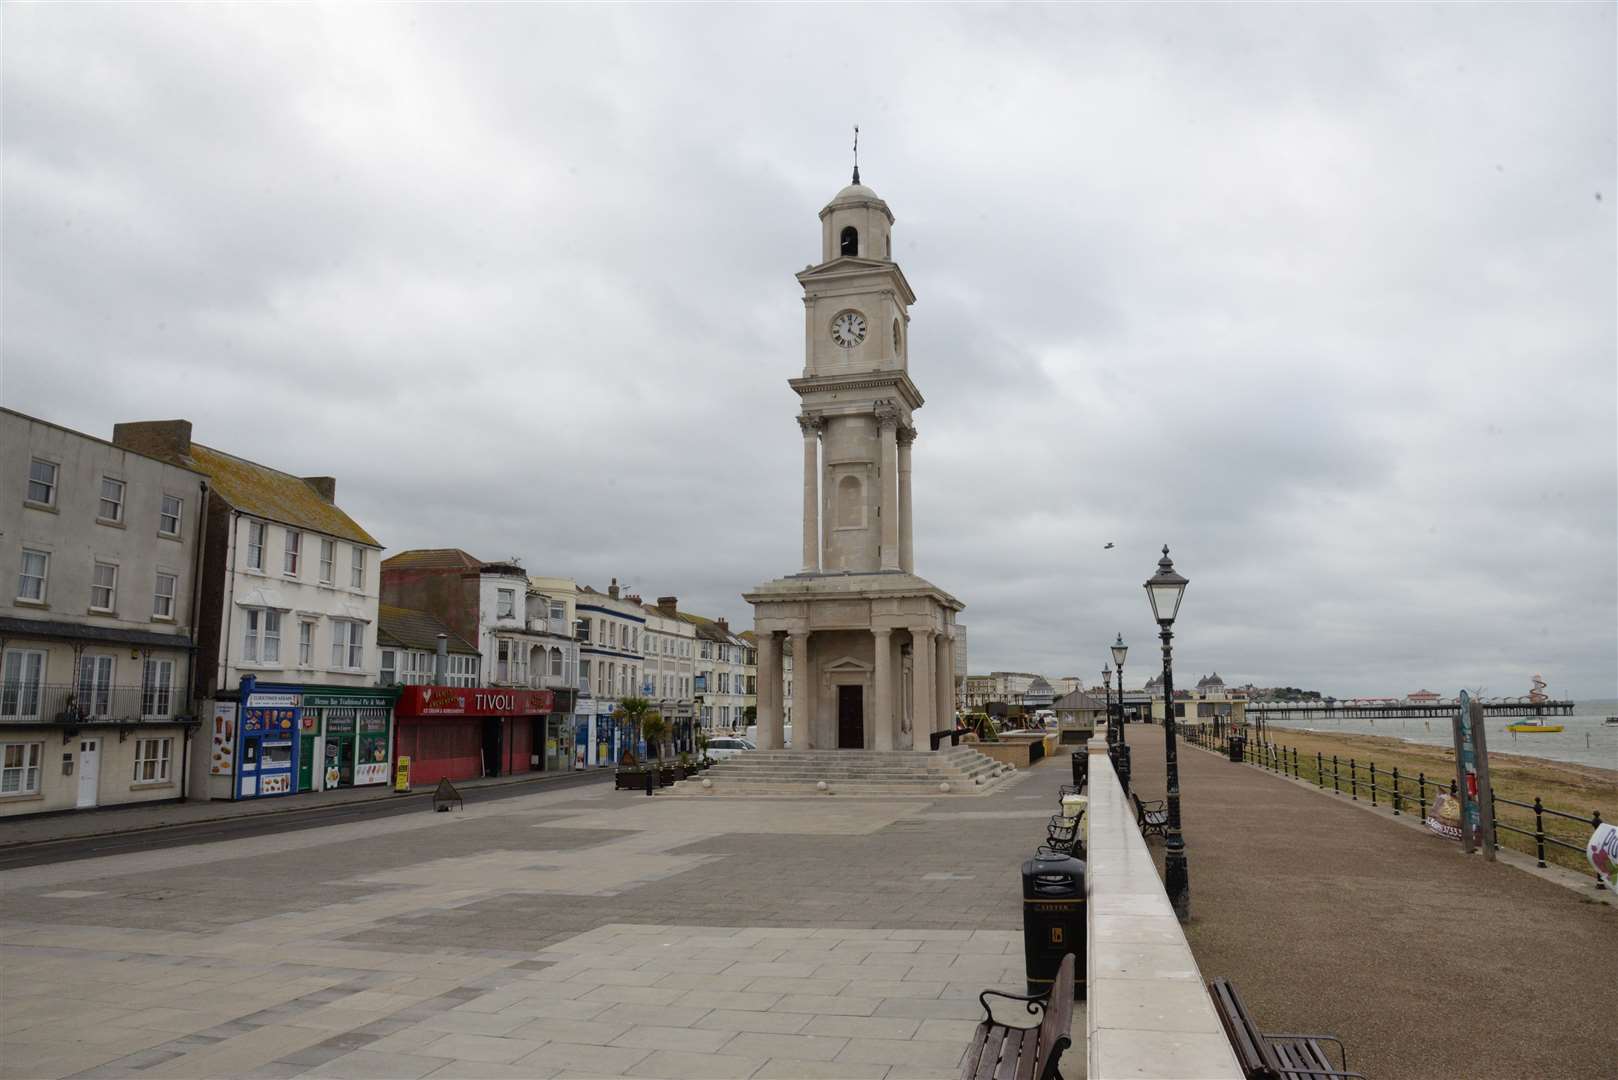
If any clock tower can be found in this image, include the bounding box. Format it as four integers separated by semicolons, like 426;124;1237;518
744;168;966;761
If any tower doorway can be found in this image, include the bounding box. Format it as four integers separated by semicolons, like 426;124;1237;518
837;685;865;749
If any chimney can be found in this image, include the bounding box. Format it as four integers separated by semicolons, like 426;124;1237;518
657;596;678;616
112;419;192;462
716;618;729;633
608;577;620;599
434;633;448;683
303;476;336;502
627;594;642;606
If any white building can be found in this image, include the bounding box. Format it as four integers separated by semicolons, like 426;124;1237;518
112;419;390;803
575;578;653;764
2;409;207;817
641;597;697;749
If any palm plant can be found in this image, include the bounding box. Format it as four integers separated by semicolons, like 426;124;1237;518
640;712;671;763
613;696;656;766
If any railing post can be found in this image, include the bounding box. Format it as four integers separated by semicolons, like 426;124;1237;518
1595;811;1607;891
1317;752;1324;789
1332;755;1339;794
1418;772;1427;822
1392;766;1401;815
1350;758;1358;801
1533;797;1546;868
1488;788;1498;851
1291;746;1298;779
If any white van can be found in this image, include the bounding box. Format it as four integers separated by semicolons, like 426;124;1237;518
743;724;792;747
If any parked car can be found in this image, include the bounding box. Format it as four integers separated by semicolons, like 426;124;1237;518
705;736;756;762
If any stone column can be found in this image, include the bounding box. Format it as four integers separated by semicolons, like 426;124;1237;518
876;403;901;571
872;628;894;750
897;426;915;573
798;415;822;573
911;628;934;748
935;631;953;734
790;630;814;750
756;631;784;750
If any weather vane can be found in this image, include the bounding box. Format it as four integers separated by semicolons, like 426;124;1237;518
852;124;860;185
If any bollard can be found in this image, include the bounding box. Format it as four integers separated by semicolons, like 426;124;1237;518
644;768;655;796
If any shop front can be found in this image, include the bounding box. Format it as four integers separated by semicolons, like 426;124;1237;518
393;686;556;787
231;678;399;800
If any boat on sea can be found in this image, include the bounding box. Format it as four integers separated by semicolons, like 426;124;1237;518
1506;717;1564;734
1604;716;1618;727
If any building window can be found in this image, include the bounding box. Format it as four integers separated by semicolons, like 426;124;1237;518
840;225;859;256
350;547;366;589
319;538;334;584
98;476;125;522
247;522;265;570
549;600;565;622
142;659;175;718
380;649;397;686
497;640;511;682
576;618;591;643
447;654;478;687
159;494;182;537
720;706;730;726
299;620;315;667
26;459;58;507
701;641;712;659
498;589;515;619
17;549;48;603
90;562;118;613
331;620;363;670
1;650;47;720
551;648;564;677
153;572;177;619
243;609;282;664
77;655;115;717
283;531;301;576
133;737;172;783
1;742;42;795
578;658;591;692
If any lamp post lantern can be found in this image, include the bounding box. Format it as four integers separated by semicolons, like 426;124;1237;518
1145;545;1190;920
1110;633;1128;744
1101;665;1113;746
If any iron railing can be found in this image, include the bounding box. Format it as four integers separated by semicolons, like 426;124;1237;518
1187;726;1608;890
0;683;190;725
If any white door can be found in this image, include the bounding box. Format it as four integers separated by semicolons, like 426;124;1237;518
76;738;100;808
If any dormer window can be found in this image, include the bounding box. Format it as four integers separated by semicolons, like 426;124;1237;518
839;226;858;256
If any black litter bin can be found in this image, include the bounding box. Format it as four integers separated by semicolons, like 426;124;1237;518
1070;750;1087;789
1021;848;1086;999
1228;735;1245;763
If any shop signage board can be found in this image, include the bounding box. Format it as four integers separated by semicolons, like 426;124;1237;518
302;693;393;709
395;756;412;793
248;692;300;707
395;686;556;717
209;701;237;776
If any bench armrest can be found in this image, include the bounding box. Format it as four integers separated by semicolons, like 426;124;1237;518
1267;1033;1352;1073
977;987;1049;1029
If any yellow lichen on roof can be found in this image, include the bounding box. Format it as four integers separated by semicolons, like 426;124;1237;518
188;444;380;548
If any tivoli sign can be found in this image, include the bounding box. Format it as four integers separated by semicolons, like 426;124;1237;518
394;686;556;717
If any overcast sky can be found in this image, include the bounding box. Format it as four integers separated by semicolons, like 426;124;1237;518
4;4;1614;699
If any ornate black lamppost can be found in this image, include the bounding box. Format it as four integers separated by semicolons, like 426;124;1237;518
1101;665;1113;746
1145;545;1190;920
1110;633;1128;743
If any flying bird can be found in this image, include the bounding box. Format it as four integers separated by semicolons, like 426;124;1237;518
1103;542;1115;549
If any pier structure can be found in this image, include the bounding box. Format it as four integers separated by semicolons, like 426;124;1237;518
1248;699;1576;720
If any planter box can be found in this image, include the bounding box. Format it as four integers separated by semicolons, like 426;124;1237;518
975;732;1055;769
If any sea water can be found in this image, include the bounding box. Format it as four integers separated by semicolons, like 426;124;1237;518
1264;699;1618;772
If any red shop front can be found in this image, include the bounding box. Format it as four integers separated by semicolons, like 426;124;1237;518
393;686;556;787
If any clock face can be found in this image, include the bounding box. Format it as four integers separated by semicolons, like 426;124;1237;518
830;310;867;349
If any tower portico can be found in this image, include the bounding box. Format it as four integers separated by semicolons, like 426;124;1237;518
746;169;963;754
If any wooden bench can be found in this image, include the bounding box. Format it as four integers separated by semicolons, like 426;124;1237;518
1209;977;1363;1079
960;952;1075;1080
1132;792;1168;840
1045;815;1081;856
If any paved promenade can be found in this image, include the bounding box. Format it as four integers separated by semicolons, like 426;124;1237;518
1125;729;1618;1080
1;763;1082;1080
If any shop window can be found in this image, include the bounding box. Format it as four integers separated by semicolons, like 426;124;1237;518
1;650;46;720
0;741;42;795
98;476;125;523
160;494;182;537
142;659;175;718
26;459;58;507
133;737;172;783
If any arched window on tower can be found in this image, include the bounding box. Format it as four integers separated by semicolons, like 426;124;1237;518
839;226;859;257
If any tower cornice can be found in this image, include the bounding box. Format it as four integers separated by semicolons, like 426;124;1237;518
789;370;924;411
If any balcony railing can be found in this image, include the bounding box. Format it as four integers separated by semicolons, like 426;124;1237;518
1;684;191;725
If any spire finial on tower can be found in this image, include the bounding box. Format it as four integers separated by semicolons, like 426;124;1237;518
851;124;860;185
